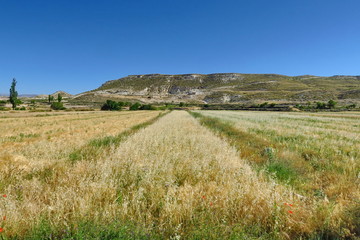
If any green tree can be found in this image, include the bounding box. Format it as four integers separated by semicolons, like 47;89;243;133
51;102;65;110
139;104;155;110
57;94;62;103
48;95;54;103
9;78;19;110
259;102;269;108
327;99;337;109
316;102;326;109
129;102;141;111
101;100;122;111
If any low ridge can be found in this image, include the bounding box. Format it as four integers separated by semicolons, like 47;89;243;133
74;73;360;104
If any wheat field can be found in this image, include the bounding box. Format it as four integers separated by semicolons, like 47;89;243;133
0;110;359;239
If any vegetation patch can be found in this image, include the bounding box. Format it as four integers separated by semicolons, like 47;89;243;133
50;102;66;110
4;133;40;142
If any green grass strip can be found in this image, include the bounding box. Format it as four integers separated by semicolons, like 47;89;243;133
68;111;169;163
13;218;279;240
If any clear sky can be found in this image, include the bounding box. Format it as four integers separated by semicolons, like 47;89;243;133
1;0;360;94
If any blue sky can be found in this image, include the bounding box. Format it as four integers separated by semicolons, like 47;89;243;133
1;0;360;94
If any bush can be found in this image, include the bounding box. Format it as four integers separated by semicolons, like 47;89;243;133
139;104;155;110
316;102;327;109
129;102;141;111
0;106;10;111
327;99;337;109
51;102;66;110
346;104;356;109
101;100;123;111
259;102;268;108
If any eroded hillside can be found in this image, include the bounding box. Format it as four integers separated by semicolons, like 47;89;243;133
74;73;360;104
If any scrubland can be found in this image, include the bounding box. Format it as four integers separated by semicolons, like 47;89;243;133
0;110;359;239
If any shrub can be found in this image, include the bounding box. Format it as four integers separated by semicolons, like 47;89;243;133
129;102;141;111
346;104;356;109
327;99;337;109
269;103;276;108
316;102;327;109
259;102;269;108
101;100;123;111
51;102;66;110
139;104;155;110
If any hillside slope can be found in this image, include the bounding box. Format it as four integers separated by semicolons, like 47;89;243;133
74;73;360;104
50;91;73;98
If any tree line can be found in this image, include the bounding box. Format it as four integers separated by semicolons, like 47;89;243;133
101;100;156;111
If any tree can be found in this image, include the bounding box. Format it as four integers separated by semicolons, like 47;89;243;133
139;104;155;110
101;100;122;111
57;94;62;103
51;102;65;110
129;102;141;111
327;99;337;109
259;102;269;108
9;78;19;110
316;102;326;109
48;95;54;103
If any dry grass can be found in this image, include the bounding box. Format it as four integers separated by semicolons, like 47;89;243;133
0;110;358;239
0;111;159;171
195;110;360;238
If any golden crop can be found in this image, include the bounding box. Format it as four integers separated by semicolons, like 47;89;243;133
0;110;359;239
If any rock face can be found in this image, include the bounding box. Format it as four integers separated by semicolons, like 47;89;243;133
76;73;360;104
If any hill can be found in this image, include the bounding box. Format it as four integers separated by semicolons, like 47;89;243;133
74;73;360;104
50;91;73;98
